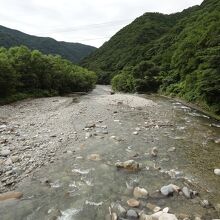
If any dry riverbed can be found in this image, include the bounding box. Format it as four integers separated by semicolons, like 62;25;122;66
0;85;220;220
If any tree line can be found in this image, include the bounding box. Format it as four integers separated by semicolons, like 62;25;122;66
0;46;97;103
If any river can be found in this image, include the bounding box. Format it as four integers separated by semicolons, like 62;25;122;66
0;85;219;219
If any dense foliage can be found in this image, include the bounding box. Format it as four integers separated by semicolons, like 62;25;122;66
0;46;97;102
0;25;96;63
83;0;220;114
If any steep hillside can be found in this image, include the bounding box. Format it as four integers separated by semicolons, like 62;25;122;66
0;25;96;63
83;0;220;114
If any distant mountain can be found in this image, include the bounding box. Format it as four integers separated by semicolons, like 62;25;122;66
83;0;220;114
0;25;96;63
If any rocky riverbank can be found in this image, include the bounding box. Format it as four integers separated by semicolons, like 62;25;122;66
0;85;219;220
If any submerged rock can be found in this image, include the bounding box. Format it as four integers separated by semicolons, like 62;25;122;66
151;147;158;157
127;198;140;207
182;187;192;199
0;191;23;201
146;203;161;213
111;202;126;217
115;160;140;171
87;154;101;161
105;213;117;220
160;184;180;196
167;147;176;152
200;199;211;208
133;187;148;198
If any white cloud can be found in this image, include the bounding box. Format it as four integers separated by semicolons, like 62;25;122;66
0;0;203;47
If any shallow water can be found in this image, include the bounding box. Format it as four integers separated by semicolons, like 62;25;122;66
0;90;220;220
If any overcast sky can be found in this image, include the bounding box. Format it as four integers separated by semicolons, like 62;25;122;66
0;0;203;47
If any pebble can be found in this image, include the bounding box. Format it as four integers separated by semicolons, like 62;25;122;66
214;169;220;176
133;187;148;198
126;209;138;219
85;132;92;139
5;158;13;165
214;138;220;144
135;127;141;131
127;199;140;207
87;154;101;161
133;131;139;135
1;149;11;157
11;156;20;163
200;199;210;208
167;147;176;152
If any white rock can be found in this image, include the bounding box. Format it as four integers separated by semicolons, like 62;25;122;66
151;211;178;220
151;147;158;157
140;213;152;220
1;149;11;157
167;147;176;152
133;131;139;135
160;184;180;196
5;158;13;165
162;207;169;213
133;187;148;198
214;169;220;176
85;132;92;139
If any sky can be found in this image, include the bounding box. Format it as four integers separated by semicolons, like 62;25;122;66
0;0;203;47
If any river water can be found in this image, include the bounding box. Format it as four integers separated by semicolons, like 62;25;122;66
0;86;219;220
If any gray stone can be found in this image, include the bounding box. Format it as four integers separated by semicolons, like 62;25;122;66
160;184;180;196
111;202;126;217
127;209;138;219
182;187;192;199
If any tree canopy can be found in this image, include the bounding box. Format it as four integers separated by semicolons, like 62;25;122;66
0;46;97;102
83;0;220;114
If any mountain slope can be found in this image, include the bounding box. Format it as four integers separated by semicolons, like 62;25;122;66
0;25;96;63
83;0;220;114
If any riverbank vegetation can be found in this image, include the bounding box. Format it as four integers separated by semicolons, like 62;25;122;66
83;0;220;115
0;46;97;104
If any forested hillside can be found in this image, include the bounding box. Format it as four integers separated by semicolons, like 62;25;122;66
83;0;220;114
0;25;96;63
0;46;97;103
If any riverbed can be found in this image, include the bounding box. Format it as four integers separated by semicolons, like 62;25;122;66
0;85;219;219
